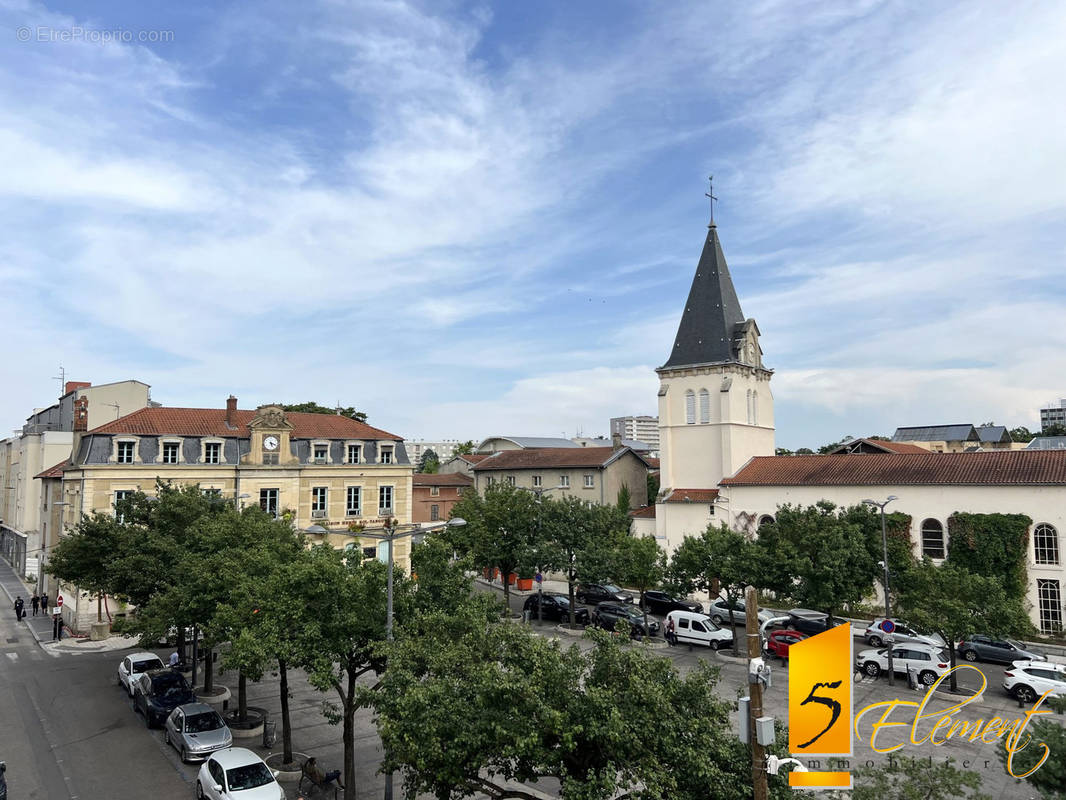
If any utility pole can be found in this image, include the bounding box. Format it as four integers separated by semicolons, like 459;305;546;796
746;585;769;800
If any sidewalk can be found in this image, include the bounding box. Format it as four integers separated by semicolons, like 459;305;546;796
0;554;135;653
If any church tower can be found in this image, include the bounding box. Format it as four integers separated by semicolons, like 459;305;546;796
654;192;775;548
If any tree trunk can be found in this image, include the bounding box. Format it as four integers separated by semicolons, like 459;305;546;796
279;658;293;765
238;670;247;721
567;561;577;627
97;592;103;623
947;636;958;693
176;627;186;666
501;563;511;614
203;645;214;692
343;666;356;800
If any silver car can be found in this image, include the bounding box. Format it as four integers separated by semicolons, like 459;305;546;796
164;702;232;762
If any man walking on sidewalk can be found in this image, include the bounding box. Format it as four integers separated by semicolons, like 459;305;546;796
13;596;24;621
41;592;48;613
31;593;40;617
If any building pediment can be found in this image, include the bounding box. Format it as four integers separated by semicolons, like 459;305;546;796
248;405;294;432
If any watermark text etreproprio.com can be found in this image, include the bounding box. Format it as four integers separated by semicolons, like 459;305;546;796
16;25;175;44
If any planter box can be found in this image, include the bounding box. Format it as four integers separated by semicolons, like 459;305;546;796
516;578;534;591
506;572;517;586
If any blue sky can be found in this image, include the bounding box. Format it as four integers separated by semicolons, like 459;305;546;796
2;0;1065;450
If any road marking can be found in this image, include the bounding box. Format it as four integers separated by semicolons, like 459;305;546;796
5;652;17;662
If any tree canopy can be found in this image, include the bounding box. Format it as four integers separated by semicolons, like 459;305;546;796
417;448;440;473
281;401;368;423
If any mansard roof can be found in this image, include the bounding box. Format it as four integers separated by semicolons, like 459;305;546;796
661;223;747;370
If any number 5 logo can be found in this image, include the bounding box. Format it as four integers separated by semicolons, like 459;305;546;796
795;681;843;749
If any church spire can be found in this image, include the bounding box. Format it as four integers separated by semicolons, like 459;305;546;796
660;189;747;370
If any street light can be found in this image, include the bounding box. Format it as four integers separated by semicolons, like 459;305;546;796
863;496;898;686
359;515;465;800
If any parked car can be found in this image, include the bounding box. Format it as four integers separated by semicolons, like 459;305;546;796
133;669;196;728
640;590;702;615
196;748;285;800
164;702;232;762
666;610;733;650
1003;661;1066;704
592;602;659;637
117;652;166;697
523;593;590;624
1;761;6;800
786;609;850;636
577;583;635;604
957;635;1047;664
707;597;777;627
864;618;944;648
856;644;952;686
765;629;808;659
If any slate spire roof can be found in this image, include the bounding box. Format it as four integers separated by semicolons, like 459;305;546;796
660;221;746;369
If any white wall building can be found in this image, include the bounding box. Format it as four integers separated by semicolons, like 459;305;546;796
609;416;660;452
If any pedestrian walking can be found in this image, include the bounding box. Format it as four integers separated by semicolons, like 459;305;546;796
665;617;677;647
13;596;24;621
41;592;49;612
31;593;40;617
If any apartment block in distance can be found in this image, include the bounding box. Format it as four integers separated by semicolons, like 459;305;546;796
609;415;659;452
1041;399;1066;431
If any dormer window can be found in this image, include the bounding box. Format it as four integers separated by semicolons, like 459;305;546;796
162;441;180;464
313;443;329;464
204;442;221;464
379;445;394;464
116;440;136;464
347;443;362;464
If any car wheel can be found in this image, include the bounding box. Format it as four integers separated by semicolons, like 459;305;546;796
919;671;938;687
145;711;153;729
709;640;720;651
711;614;724;625
164;729;170;745
196;780;205;800
863;661;881;678
868;635;882;647
180;747;188;763
962;649;978;662
1014;685;1036;703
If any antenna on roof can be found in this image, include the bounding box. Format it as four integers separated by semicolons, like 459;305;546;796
705;175;718;227
52;365;66;397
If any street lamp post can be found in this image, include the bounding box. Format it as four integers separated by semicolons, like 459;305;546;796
360;515;466;800
862;496;898;686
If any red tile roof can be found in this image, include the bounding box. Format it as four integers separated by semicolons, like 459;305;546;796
413;473;474;487
458;454;491;464
35;459;70;479
87;407;402;440
826;438;930;455
472;447;647;471
662;488;720;503
875;441;930;454
629;505;656;519
645;457;660;469
722;451;1066;487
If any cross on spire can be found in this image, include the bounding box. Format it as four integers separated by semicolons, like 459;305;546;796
705;175;718;226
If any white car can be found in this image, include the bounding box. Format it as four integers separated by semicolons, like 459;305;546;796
863;618;944;648
666;610;734;650
117;652;165;697
196;748;284;800
1003;661;1066;704
707;597;777;627
856;644;951;687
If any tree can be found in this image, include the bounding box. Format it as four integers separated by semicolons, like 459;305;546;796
646;471;660;502
450;484;540;612
453;440;476;456
818;435;855;454
616;484;631;512
846;756;993;800
371;609;792;800
417;448;440;473
996;703;1066;799
795;447;815;455
46;512;124;621
281;401;367;423
1042;423;1066;436
896;560;1034;691
838;505;916;601
1009;426;1035;443
670;524;762;654
301;544;413;800
613;534;665;640
756;502;879;622
774;447;794;456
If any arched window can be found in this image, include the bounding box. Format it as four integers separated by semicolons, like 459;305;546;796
698;389;710;424
1035;523;1060;565
752;391;759;425
758;515;775;529
685;390;695;424
746;389;753;424
921;519;945;559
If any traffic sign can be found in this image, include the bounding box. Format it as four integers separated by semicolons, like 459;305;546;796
880;619;895;634
535;573;543;583
57;594;64;608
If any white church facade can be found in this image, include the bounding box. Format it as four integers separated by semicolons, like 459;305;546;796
647;200;1066;635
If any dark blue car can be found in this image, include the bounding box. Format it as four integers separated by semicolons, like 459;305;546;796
134;669;196;728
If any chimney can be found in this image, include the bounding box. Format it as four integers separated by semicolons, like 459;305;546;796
612;432;623;451
226;395;237;427
73;396;89;432
65;381;91;396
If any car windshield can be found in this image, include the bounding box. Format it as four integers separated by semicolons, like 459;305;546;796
602;584;622;593
153;674;190;696
185;711;224;733
226;762;274;790
1004;639;1026;650
622;607;645;620
937;649;950;661
133;658;164;673
554;596;571;608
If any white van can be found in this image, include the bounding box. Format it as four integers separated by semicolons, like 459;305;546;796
666;610;734;650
